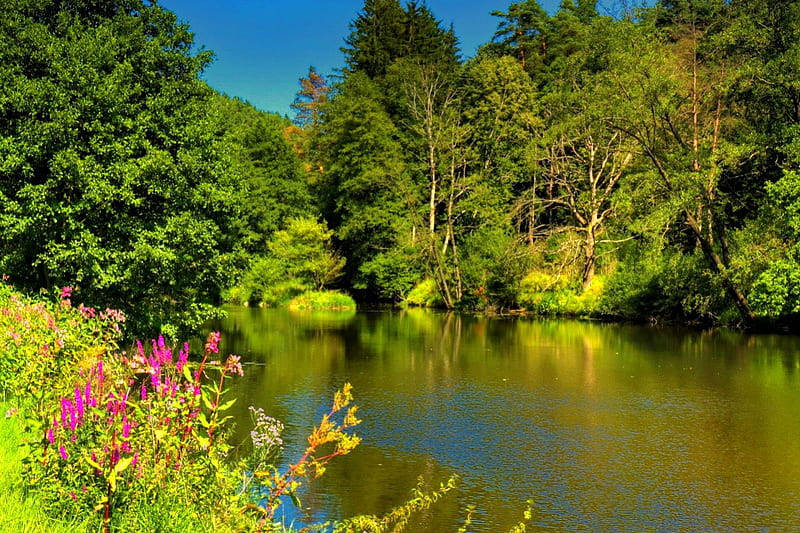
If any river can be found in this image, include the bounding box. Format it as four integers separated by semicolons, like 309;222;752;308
212;306;800;531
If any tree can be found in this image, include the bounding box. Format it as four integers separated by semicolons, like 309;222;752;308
313;72;419;299
341;0;407;79
291;66;330;129
490;0;550;76
342;0;460;81
268;217;345;291
600;16;757;322
0;0;240;334
214;96;312;255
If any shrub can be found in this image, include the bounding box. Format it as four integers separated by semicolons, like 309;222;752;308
21;332;248;531
404;279;443;308
0;281;124;400
287;290;356;311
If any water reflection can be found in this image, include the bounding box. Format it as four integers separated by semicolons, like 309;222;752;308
212;308;800;531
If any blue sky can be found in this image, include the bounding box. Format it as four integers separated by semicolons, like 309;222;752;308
159;0;564;118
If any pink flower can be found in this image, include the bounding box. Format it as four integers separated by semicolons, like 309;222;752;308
60;286;72;299
59;445;68;460
223;354;243;376
176;342;189;372
205;331;221;354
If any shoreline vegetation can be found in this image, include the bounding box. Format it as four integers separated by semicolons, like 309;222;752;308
2;282;533;532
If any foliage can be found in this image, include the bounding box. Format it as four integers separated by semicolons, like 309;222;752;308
404;279;443;308
333;477;458;533
0;281;124;399
20;331;248;531
246;383;362;530
749;171;800;317
268;217;346;291
287;291;357;312
214;96;313;256
0;0;242;337
459;225;534;309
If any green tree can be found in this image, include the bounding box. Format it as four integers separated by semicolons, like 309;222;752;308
342;0;460;81
268;217;346;291
599;15;757;321
314;72;419;300
341;0;408;79
214;96;312;255
0;0;239;335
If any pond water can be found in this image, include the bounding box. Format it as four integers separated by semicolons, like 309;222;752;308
212;306;800;531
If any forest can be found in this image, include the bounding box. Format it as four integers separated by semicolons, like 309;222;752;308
2;0;800;335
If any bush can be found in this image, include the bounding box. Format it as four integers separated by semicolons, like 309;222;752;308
404;279;443;308
0;282;124;399
287;290;356;311
21;332;249;531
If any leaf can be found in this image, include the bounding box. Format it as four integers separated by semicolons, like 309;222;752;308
183;364;194;383
113;456;133;474
85;453;102;470
217;398;236;412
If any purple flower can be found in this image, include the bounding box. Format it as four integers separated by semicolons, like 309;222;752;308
59;445;68;460
140;384;147;401
176;342;189;372
60;398;70;428
75;387;84;421
84;381;93;407
46;427;54;444
60;286;72;299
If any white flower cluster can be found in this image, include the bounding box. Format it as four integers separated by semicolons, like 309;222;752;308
248;405;284;467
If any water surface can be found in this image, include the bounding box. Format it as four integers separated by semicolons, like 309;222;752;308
214;307;800;531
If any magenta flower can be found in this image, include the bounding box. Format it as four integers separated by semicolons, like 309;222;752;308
176;342;189;372
59;445;68;460
75;387;84;421
47;427;54;444
59;286;72;299
205;331;221;354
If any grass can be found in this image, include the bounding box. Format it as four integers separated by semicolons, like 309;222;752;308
287;290;356;311
0;402;95;533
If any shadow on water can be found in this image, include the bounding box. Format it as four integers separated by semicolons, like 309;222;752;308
210;307;800;531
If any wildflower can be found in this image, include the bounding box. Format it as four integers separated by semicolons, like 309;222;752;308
46;428;54;444
60;286;72;299
205;331;221;354
223;354;243;376
80;306;96;318
176;342;189;372
74;387;84;422
4;407;17;418
59;445;68;460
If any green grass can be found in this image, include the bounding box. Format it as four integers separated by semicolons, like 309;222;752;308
0;402;95;533
287;290;356;311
